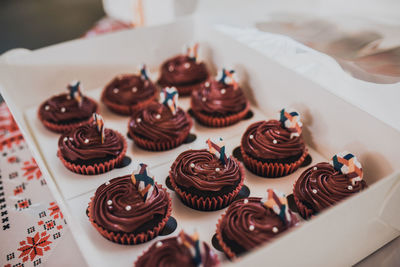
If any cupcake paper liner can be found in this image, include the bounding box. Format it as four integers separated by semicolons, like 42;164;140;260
191;101;250;127
57;131;127;175
87;185;172;245
293;190;314;220
169;158;245;211
215;216;237;259
101;90;157;116
240;146;308;178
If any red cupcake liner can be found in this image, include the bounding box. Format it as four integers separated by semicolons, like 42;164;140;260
293;190;314;220
57;131;127;175
128;114;193;151
191;101;250;127
240;146;308;178
88;184;172;245
215;215;237;259
38;98;98;134
101;90;157;116
169;158;245;211
158;76;209;97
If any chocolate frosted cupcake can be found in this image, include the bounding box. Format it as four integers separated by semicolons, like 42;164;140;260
158;44;209;96
293;152;367;219
216;189;298;258
128;87;192;151
101;65;157;115
240;108;308;177
169;138;244;211
191;68;249;127
58;114;126;175
88;164;172;244
38;81;98;133
135;231;219;267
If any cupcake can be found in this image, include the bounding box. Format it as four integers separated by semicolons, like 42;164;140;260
58;113;126;175
101;65;157;115
240;108;308;177
191;68;249;127
169;138;244;211
216;189;298;259
128;87;192;151
88;164;172;244
293;151;367;219
158;43;209;96
38;81;98;133
135;231;219;266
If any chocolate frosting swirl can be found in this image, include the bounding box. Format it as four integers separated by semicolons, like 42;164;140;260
220;197;298;253
171;149;241;192
241;120;305;161
58;124;124;162
102;74;156;105
191;80;248;116
91;175;170;233
39;93;97;123
135;236;219;267
294;162;367;216
129;102;192;142
158;55;208;86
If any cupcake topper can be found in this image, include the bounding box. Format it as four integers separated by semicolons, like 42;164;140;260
140;64;149;81
131;163;155;202
67;81;83;107
178;230;202;267
261;189;293;225
160;87;178;115
279;108;303;138
186;43;199;62
206;138;228;166
92;113;105;144
331;151;363;185
216;68;239;90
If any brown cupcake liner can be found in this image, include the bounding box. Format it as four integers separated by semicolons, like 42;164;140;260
38;98;98;134
158;76;209;97
101;90;157;116
169;159;245;211
57;131;127;175
215;216;237;259
293;190;314;220
128;115;193;151
191;101;250;127
240;146;308;178
87;185;172;245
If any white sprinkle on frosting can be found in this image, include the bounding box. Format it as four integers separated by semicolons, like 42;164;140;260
202;97;206;102
313;167;318;171
312;189;318;194
215;167;220;172
69;137;73;141
205;82;210;87
272;227;279;233
107;200;112;205
273;139;278;144
105;181;110;185
156;241;163;248
155;114;161;119
243;199;249;204
190;163;195;168
249;135;254;139
132;87;138;93
348;185;353;190
45;105;50;111
63;137;68;142
66;95;71;100
136;118;142;123
249;225;255;231
220;88;226;94
113;88;119;93
60;107;66;113
184;62;191;69
125;205;132;211
168;65;174;72
84;139;89;144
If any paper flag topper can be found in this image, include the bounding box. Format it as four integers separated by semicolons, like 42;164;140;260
92;113;105;144
216;68;239;90
206;138;228;166
140;64;149;81
178;231;202;267
331;151;363;185
159;87;178;115
261;189;293;225
186;43;199;62
131;163;155;202
67;81;83;107
279;108;303;138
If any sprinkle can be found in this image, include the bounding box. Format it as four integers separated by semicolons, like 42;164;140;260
249;225;255;231
132;87;138;93
313;167;318;171
273;139;278;144
243;199;249;204
190;163;195;168
272;227;279;233
155;114;161;119
63;137;68;142
105;181;110;185
312;189;318;194
205;82;210;87
348;185;353;190
249;135;254;139
84;139;89;144
108;206;113;209
202;97;206;102
60;107;66;113
156;241;163;248
136;118;142;123
66;95;71;100
215;167;220;172
113;88;119;93
69;137;73;141
220;88;226;94
125;205;132;211
184;62;191;69
107;200;112;205
45;105;50;111
168;65;174;72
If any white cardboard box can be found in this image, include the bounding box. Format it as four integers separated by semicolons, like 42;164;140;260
1;18;400;266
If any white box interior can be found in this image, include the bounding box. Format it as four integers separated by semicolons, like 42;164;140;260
1;18;400;266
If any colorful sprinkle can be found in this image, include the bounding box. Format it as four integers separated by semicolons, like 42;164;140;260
160;87;178;115
131;163;155;202
331;151;363;185
206;138;228;166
